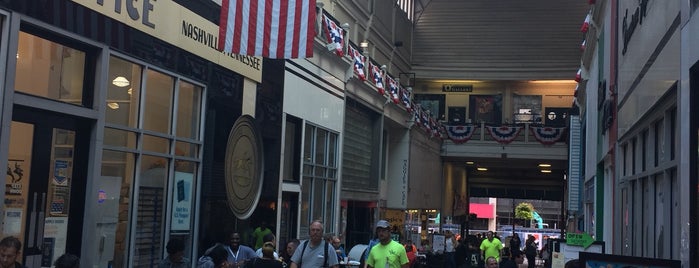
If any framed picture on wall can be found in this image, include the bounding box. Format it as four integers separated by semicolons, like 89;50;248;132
414;94;446;120
447;107;467;125
469;95;502;124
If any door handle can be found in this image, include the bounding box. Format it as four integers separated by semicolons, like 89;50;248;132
28;192;37;248
36;192;46;248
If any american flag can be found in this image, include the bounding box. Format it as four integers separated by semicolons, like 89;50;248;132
322;13;344;56
401;87;412;112
369;61;385;95
386;75;400;104
218;0;316;59
348;45;366;81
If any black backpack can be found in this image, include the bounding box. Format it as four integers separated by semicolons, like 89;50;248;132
297;240;329;267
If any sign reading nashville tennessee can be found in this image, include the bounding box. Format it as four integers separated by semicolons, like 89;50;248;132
71;0;262;82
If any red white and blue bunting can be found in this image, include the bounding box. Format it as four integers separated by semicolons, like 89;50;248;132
530;126;567;145
446;125;478;144
485;126;522;144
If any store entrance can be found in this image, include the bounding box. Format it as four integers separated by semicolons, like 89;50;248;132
3;107;90;267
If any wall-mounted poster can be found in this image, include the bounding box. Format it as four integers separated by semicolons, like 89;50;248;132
469;95;502;124
414;94;446;120
512;94;542;123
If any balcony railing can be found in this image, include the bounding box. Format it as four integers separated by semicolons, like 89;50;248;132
441;122;568;159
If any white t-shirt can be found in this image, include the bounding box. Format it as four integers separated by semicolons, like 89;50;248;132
255;248;280;260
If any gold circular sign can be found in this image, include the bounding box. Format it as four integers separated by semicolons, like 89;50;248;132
224;115;264;219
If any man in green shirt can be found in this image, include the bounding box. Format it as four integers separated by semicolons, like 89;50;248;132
479;231;503;262
252;221;273;250
366;220;409;268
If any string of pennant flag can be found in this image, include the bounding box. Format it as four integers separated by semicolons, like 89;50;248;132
321;10;446;139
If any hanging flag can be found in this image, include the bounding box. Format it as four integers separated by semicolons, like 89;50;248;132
580;39;586;51
485;125;522;144
581;13;591;33
386;75;400;104
322;13;345;56
575;68;582;82
530;126;567;145
414;106;422;127
401;87;412;113
348;44;366;81
218;0;317;59
446;125;478;144
369;61;385;95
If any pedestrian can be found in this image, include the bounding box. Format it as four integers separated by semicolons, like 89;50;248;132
225;232;257;267
289;220;339;268
509;234;521;256
479;231;503;263
252;221;274;251
198;244;232;268
280;239;300;267
53;253;80;268
245;242;284;268
331;235;346;262
484;256;498;268
365;220;409;268
445;230;457;268
159;238;190;268
498;250;524;268
255;233;280;260
0;236;22;268
524;236;537;268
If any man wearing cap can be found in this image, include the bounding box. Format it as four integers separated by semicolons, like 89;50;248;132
365;220;409;268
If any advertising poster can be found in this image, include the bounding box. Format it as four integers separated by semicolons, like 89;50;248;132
171;172;192;231
42;217;68;267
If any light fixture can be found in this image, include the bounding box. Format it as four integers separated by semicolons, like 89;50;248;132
112;76;130;87
538;163;551;168
477;167;488;171
359;40;369;48
540;169;552;173
466;161;474;165
127;88;133;95
107;102;120;109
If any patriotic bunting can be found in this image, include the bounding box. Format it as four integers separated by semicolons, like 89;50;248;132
386;75;400;104
218;0;316;59
485;125;522;144
401;87;412;113
581;13;591;33
446;125;478;144
322;13;345;56
347;45;366;81
530;126;567;145
369;61;385;95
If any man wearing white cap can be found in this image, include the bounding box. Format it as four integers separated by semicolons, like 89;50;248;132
365;220;409;268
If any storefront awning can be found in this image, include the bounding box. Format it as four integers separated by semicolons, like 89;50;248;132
469;203;494;219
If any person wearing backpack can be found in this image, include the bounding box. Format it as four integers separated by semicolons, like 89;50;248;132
289;220;339;268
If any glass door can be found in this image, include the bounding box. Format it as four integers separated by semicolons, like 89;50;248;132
3;107;89;267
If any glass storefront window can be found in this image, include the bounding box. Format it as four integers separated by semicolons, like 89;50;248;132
176;81;202;139
107;57;142;127
97;56;204;267
143;70;173;134
134;155;168;267
15;31;87;105
99;150;136;268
